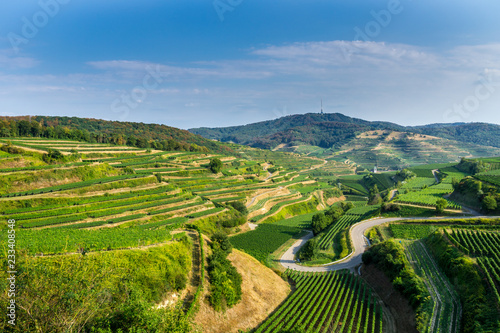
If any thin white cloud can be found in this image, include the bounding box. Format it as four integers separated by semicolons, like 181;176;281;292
446;44;500;69
87;60;273;80
84;41;461;86
0;49;39;69
3;41;500;127
252;41;440;70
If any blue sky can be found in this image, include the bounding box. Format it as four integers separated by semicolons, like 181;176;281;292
1;0;500;129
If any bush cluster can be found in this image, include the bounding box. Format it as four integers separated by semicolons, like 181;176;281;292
362;240;428;309
207;233;242;311
311;203;352;235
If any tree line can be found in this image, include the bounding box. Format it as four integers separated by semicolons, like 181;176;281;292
0;116;236;154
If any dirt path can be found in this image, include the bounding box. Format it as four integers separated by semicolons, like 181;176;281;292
389;189;398;201
246;186;284;208
299;158;327;173
431;169;440;183
254;194;312;224
395;202;466;214
248;222;258;230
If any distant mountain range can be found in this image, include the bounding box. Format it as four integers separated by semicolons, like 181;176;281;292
189;113;500;150
2;113;499;169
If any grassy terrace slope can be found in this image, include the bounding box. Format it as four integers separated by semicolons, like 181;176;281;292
0;138;326;254
329;130;500;170
0;136;335;333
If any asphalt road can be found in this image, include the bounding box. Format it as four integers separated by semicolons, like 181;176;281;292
280;215;500;272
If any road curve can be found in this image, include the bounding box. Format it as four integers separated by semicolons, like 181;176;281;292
280;217;407;272
280;215;500;272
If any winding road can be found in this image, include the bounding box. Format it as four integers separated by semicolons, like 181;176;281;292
280;215;500;272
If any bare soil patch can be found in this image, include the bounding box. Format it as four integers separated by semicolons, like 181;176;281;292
326;195;346;206
194;249;290;333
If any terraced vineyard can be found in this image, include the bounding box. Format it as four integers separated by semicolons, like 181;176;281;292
337;175;369;195
5;134;499;333
447;229;500;257
404;241;462;333
395;185;462;209
317;204;379;250
400;177;437;190
0;138;325;254
4;138;148;154
446;229;500;305
476;169;500;176
438;166;469;184
17;219;186;254
390;224;438;240
250;194;314;223
255;270;383;333
475;174;500;187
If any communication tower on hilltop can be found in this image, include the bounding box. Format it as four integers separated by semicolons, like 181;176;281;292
320;99;324;114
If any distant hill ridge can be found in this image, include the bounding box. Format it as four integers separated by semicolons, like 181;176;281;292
189;112;500;149
0;115;236;154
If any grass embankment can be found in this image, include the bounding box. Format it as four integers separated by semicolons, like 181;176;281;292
425;232;500;333
259;196;319;223
0;237;193;333
0;163;122;196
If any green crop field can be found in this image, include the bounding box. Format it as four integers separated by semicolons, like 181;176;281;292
318;214;364;250
255;270;383;333
395;182;461;209
404;240;461;333
231;212;315;263
400;177;437;189
390;224;439;239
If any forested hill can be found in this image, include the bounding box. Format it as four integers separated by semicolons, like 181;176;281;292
0;116;236;154
413;122;500;148
190;113;404;149
189;113;500;149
